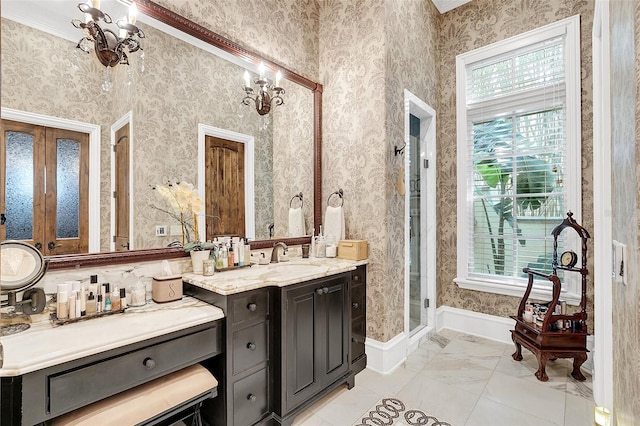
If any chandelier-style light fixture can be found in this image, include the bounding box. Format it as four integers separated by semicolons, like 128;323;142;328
241;63;285;116
71;0;145;91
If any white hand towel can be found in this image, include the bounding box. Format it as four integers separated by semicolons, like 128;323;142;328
324;205;345;242
288;207;306;237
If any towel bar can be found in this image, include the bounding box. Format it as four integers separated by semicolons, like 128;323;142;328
327;189;344;207
289;192;303;208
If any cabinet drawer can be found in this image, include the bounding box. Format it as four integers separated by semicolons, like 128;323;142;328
48;325;220;416
351;283;365;321
232;290;269;326
233;367;269;426
351;317;366;361
232;321;269;375
351;267;366;287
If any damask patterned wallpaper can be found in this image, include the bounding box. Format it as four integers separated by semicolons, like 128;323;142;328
319;0;440;342
2;17;314;251
437;0;595;330
152;0;320;81
610;0;640;422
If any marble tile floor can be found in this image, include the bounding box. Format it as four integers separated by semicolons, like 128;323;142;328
293;329;595;426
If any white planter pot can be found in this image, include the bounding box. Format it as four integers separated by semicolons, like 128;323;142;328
190;250;211;274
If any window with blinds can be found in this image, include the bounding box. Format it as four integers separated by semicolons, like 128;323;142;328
455;16;582;303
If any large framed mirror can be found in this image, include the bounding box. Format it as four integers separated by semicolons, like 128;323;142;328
1;0;322;269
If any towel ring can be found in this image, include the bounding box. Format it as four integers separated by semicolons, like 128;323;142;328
327;189;344;207
289;192;303;208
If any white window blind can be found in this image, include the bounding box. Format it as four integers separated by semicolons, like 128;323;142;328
455;15;582;303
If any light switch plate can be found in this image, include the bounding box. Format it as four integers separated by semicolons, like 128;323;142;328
155;225;167;236
170;225;182;236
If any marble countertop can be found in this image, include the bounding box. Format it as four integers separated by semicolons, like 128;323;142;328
0;297;224;376
184;257;368;295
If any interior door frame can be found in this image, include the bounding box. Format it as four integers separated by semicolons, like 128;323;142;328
592;0;614;412
1;107;101;252
110;112;134;251
403;90;437;343
198;124;255;240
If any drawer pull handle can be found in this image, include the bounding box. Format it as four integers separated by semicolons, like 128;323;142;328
352;302;359;309
143;357;156;370
323;287;329;294
353;275;360;282
247;342;256;350
315;288;323;295
247;393;257;402
247;303;257;312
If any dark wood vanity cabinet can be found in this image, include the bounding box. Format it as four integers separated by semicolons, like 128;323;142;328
350;266;367;374
1;322;222;426
276;274;350;416
193;287;273;426
185;264;367;426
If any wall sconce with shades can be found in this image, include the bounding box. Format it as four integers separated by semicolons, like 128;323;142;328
241;63;285;116
71;0;145;91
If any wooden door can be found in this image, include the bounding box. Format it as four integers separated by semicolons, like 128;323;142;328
113;124;130;251
1;120;89;255
205;135;245;238
0;120;45;248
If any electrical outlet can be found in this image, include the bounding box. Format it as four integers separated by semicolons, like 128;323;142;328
170;225;182;236
155;225;167;236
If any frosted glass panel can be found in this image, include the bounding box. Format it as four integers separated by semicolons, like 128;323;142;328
56;139;80;239
5;131;34;240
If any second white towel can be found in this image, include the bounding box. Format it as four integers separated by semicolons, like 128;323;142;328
324;205;345;242
288;207;306;237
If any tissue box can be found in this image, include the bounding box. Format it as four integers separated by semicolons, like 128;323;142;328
337;240;368;260
152;274;183;303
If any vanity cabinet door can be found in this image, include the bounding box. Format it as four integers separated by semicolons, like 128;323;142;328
283;274;349;413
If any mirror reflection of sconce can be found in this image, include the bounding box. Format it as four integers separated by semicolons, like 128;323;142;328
241;62;285;117
71;0;145;91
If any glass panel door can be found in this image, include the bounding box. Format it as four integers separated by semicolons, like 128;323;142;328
409;114;425;333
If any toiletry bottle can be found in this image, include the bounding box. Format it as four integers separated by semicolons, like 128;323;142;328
57;291;69;319
69;293;77;319
244;239;251;265
86;292;97;315
89;274;99;299
228;244;234;269
111;286;121;311
80;286;87;317
220;244;228;269
120;288;127;309
237;240;244;267
75;291;82;318
104;283;112;312
316;226;326;258
216;246;225;270
310;232;316;258
97;294;103;313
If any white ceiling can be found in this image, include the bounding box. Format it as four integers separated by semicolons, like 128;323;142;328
431;0;473;14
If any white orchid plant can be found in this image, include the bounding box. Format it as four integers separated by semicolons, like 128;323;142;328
152;181;214;251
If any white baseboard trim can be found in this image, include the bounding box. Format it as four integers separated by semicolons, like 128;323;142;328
435;306;594;374
436;306;513;344
365;307;594;375
365;326;435;375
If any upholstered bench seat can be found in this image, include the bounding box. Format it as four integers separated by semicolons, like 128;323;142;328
51;364;218;426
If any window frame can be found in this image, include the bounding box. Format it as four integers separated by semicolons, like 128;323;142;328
454;15;582;305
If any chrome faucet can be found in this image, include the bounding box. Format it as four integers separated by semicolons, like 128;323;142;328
270;242;288;263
